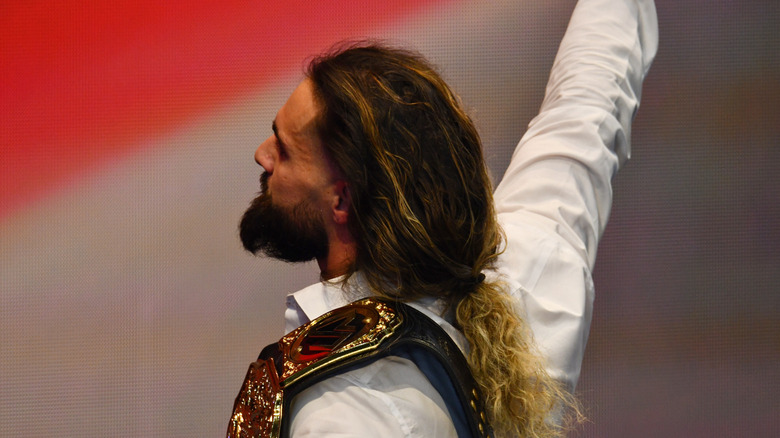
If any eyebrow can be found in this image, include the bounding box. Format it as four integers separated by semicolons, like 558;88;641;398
271;120;286;147
272;120;293;158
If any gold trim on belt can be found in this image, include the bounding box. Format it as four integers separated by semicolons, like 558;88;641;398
227;298;401;438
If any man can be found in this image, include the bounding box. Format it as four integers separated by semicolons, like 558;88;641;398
231;0;658;436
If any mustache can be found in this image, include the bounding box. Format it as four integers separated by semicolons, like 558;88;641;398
259;172;269;193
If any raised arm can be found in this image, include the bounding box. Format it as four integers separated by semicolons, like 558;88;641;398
493;0;658;390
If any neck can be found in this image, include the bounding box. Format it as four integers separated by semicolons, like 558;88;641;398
316;253;352;280
317;238;357;281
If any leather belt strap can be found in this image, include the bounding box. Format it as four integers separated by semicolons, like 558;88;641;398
227;297;493;438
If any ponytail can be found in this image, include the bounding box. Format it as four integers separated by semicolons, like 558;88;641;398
457;278;581;437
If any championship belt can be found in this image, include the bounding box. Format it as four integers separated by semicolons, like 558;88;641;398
226;297;493;438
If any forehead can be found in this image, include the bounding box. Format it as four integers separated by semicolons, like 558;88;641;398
275;79;320;146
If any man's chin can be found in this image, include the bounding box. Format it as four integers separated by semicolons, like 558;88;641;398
244;238;323;264
238;193;328;263
260;248;318;264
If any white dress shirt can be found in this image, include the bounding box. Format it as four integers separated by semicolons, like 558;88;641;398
282;0;659;435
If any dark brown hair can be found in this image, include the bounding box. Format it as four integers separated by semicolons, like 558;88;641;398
307;42;576;437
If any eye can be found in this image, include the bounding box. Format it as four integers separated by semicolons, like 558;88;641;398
276;139;288;159
271;121;288;160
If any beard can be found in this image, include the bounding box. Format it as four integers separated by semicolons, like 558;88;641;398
239;174;329;263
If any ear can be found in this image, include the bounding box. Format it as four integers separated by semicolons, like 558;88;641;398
332;180;351;225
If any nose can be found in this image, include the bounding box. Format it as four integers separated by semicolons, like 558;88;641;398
254;136;275;173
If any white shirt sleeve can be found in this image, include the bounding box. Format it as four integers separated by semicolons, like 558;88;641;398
494;0;658;390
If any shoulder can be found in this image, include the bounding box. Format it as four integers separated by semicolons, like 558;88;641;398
289;355;457;437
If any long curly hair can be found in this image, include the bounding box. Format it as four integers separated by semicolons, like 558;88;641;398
307;42;578;437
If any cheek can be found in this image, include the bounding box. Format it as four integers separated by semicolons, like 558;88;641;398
267;173;308;206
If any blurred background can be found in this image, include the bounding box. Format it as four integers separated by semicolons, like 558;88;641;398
2;1;778;436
